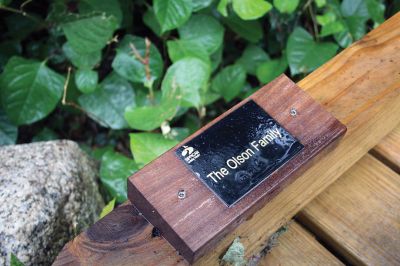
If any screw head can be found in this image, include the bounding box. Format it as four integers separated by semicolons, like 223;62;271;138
177;189;186;199
290;107;297;117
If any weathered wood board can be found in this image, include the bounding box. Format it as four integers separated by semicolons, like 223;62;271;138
53;13;400;266
260;222;343;266
128;75;346;263
370;124;400;173
298;154;400;265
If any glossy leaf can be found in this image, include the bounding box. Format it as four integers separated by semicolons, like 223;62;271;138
256;57;288;84
62;13;118;53
217;0;231;16
236;45;270;75
0;109;17;146
79;0;123;25
112;35;163;84
62;42;101;69
179;14;224;54
366;0;385;24
286;27;338;75
130;133;178;166
100;150;138;203
192;0;213;11
99;198;116;218
167;39;210;65
161;57;210;108
0;57;64;125
212;64;246;102
75;69;98;94
273;0;299;14
232;0;272;20
143;8;162;36
223;14;263;43
125;83;181;131
78;73;135;129
154;0;192;32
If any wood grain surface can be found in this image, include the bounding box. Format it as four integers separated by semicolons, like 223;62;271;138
370;124;400;173
53;13;400;266
260;222;343;266
128;75;346;263
298;154;400;265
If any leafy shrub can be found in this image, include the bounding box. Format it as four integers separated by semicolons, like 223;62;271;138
0;0;395;203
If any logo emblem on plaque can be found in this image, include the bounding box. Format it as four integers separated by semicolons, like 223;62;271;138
181;145;200;163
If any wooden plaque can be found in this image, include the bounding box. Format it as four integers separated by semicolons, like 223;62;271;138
128;75;346;263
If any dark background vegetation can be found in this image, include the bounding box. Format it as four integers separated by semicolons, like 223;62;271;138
0;0;398;209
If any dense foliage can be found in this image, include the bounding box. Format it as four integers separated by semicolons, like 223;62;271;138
0;0;397;205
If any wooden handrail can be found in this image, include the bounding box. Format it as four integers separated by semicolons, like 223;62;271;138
53;12;400;266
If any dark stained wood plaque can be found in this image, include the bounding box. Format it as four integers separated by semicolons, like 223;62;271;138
128;75;347;263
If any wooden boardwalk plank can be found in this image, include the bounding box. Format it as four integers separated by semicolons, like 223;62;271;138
298;154;400;265
54;13;400;265
260;222;343;266
371;124;400;173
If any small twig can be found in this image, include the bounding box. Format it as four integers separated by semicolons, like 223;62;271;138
62;67;113;128
0;3;42;25
308;3;319;41
129;38;154;99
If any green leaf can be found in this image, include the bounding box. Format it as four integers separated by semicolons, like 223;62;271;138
130;133;178;166
167;39;210;65
316;12;336;26
100;150;138;203
61;13;118;53
125;84;181;131
0;108;17;146
179;14;224;55
79;0;123;26
320;21;345;37
0;57;64;125
32;127;58;142
286;27;338;75
315;0;326;8
78;73;135;129
99;198;116;219
232;0;272;20
236;45;270;75
112;35;163;84
10;254;25;266
62;42;101;69
165;127;190;141
223;13;263;43
161;58;210;108
211;64;246;102
256;57;288;84
340;0;369;19
273;0;299;14
143;8;163;36
75;69;98;94
217;0;231;16
193;0;214;11
154;0;193;32
366;0;385;24
211;45;223;72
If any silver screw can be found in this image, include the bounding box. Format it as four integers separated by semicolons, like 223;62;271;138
177;189;186;199
290;107;297;117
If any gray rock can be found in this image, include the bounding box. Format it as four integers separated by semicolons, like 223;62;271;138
0;140;104;266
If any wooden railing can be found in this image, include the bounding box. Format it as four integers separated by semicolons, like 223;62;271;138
53;12;400;266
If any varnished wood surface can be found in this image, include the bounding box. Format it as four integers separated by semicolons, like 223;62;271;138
53;13;400;266
260;222;343;266
370;124;400;173
298;154;400;265
129;75;346;263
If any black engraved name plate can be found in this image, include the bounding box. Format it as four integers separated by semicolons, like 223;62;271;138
175;100;304;206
